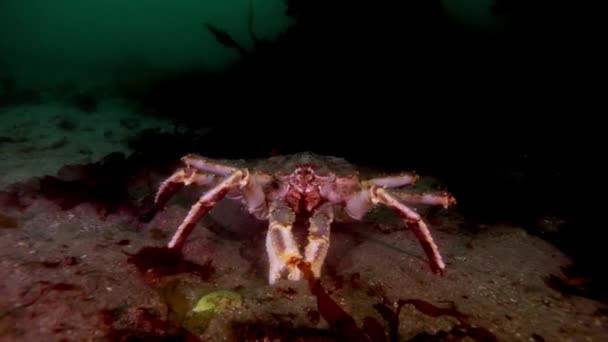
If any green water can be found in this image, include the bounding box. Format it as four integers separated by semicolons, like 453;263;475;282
0;0;293;89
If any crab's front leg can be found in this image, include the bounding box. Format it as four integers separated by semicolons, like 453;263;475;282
371;187;445;274
181;153;238;175
266;200;302;284
155;168;219;210
166;169;248;250
304;202;334;279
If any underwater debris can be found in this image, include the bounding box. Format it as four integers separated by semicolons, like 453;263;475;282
64;256;80;266
324;264;344;290
397;299;468;323
544;264;608;304
149;228;168;240
386;299;497;342
18;255;83;271
0;281;85;321
47;137;68;149
34;152;133;215
0;191;26;210
306;309;320;325
116;239;130;246
0;136;18;144
68;92;98;113
349;272;362;289
531;333;546;342
0;213;18;228
100;306;202;342
275;286;298;299
125;246;215;281
56;117;78;131
7;151;167;219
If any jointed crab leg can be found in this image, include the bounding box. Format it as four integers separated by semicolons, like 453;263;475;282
347;173;422;219
266;200;302;284
304;202;334;279
389;190;456;208
167;170;247;250
364;173;419;188
155;168;218;209
182;153;238;176
371;186;445;274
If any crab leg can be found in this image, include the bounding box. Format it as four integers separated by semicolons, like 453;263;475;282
181;153;237;175
155;168;219;209
371;186;445;274
266;200;302;284
304;202;334;279
167;170;247;250
364;173;419;188
389;190;456;209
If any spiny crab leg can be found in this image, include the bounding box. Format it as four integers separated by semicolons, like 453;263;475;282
266;200;302;284
389;190;457;209
182;153;238;176
371;186;446;274
304;202;334;279
155;168;219;209
363;172;419;188
167;169;248;250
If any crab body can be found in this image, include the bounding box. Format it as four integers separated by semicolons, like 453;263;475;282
154;152;455;284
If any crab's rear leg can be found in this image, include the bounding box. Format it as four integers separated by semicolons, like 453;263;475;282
155;168;219;210
390;190;456;208
266;200;303;284
364;172;419;188
167;170;247;250
371;187;446;274
304;202;334;279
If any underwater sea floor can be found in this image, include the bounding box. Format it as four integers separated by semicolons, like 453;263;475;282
1;193;607;341
0;104;607;341
0;100;173;190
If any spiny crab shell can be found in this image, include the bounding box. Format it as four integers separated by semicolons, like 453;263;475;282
154;151;456;284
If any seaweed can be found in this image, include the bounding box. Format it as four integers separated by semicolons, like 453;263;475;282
203;23;248;56
299;262;385;342
296;261;497;342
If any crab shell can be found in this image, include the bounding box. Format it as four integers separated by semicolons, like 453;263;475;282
154;152;455;284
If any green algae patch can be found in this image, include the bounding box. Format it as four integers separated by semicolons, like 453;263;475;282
183;289;243;336
192;290;242;313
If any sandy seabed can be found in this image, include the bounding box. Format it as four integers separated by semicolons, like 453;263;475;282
0;102;606;341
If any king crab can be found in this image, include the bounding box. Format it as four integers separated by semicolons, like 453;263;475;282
154;152;456;284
